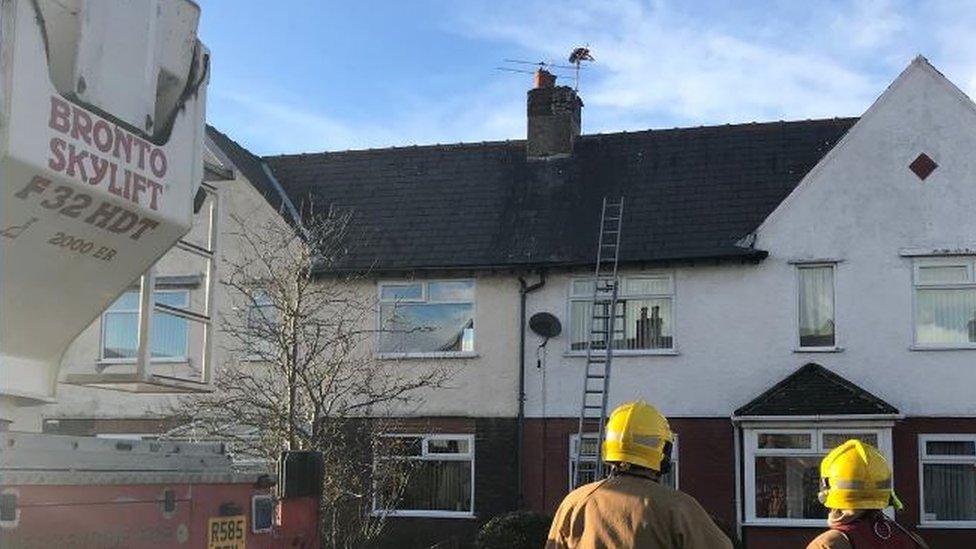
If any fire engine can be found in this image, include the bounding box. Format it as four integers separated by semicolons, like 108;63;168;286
0;1;319;547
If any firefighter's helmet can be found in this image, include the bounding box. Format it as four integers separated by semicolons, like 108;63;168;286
602;401;674;473
818;439;903;510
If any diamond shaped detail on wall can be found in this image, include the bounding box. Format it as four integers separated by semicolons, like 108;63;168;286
909;153;938;181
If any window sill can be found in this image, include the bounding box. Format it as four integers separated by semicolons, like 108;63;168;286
910;345;976;351
741;519;827;528
372;510;477;519
793;346;843;353
917;522;976;529
97;358;189;365
376;351;479;360
564;350;679;357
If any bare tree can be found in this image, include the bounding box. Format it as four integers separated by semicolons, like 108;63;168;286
172;209;448;548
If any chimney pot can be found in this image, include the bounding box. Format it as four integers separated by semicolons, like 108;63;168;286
534;68;557;89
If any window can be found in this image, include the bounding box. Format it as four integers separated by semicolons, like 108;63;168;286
797;265;836;348
100;290;189;361
373;434;474;517
913;259;976;348
251;495;274;533
745;428;887;525
377;281;475;356
569;433;678;489
919;434;976;526
569;275;674;352
243;291;276;361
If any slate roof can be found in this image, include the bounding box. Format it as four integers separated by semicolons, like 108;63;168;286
734;363;899;416
216;118;857;273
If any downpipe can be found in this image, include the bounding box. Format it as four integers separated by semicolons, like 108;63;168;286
517;271;546;508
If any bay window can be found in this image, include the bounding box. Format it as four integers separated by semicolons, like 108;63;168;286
569;275;674;352
913;258;976;348
100;290;189;361
373;434;474;517
919;434;976;526
745;427;887;525
797;265;836;349
377;280;475;356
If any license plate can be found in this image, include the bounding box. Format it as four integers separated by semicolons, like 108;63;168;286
208;515;247;549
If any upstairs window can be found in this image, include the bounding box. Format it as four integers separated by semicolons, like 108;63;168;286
101;290;189;361
797;265;835;349
569;275;674;352
377;281;475;356
242;291;276;361
914;259;976;348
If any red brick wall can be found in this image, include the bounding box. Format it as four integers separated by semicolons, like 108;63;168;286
521;417;736;530
743;417;976;549
891;417;976;549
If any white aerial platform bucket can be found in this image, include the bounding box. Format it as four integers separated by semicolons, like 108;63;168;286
0;0;211;418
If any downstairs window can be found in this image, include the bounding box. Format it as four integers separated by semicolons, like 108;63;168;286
373;434;474;517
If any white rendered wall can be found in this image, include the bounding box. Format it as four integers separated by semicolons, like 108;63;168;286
524;59;976;419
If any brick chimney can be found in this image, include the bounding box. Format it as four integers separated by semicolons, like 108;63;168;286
527;69;582;158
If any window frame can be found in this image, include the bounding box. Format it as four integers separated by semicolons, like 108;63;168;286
744;426;890;527
251;494;274;534
569;432;678;490
372;433;476;518
566;273;678;356
917;433;976;528
794;263;839;352
911;257;976;350
375;280;478;359
98;289;190;364
240;290;277;363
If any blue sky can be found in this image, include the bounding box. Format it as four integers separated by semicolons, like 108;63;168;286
199;0;976;155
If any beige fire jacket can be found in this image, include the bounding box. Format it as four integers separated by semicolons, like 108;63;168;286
546;472;734;549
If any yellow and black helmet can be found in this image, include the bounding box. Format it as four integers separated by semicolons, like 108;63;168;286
818;439;903;510
602;401;674;473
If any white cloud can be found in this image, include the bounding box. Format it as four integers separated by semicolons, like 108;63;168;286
209;0;976;154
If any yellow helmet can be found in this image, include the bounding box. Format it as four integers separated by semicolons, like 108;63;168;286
602;401;674;472
818;439;902;510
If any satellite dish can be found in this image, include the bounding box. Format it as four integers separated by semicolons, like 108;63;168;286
529;312;562;339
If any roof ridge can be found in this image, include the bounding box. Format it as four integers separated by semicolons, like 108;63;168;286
260;117;859;161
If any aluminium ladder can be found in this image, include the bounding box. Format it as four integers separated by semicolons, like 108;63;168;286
572;197;625;488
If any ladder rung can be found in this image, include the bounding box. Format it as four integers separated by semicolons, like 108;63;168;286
586;374;606;379
155;302;210;324
174;239;214;259
584;389;603;394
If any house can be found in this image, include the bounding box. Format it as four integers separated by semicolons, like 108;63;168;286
46;56;976;548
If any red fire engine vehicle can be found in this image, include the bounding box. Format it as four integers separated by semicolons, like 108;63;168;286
0;1;319;547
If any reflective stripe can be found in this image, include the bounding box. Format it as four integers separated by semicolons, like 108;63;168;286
604;431;662;447
830;478;892;490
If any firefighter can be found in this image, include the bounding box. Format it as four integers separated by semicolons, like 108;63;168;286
807;439;928;549
546;401;734;549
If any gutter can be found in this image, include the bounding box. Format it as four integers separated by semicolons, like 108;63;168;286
730;413;904;423
260;162;310;240
517;272;546;508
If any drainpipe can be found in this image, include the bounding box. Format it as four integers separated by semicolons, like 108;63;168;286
733;423;743;543
517;272;546;508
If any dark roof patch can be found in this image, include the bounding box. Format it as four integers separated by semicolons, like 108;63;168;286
734;363;899;416
217;118;857;272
